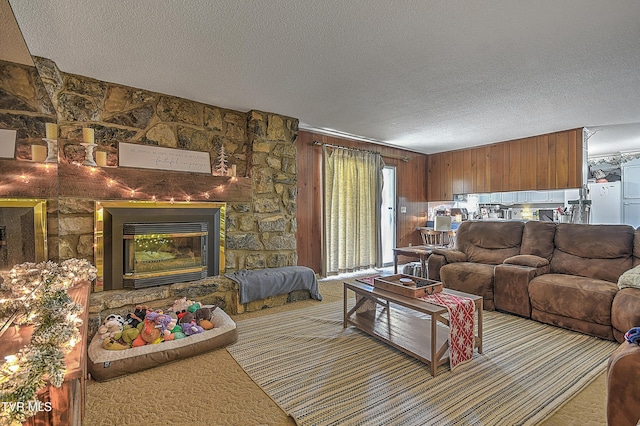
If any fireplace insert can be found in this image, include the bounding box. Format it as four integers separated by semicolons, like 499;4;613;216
97;202;225;290
123;222;209;288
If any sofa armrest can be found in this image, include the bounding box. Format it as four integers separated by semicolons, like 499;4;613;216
503;254;549;268
432;248;467;263
494;262;550;317
607;341;640;426
427;249;467;281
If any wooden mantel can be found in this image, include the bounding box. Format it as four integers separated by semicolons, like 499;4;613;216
0;160;252;202
57;163;252;202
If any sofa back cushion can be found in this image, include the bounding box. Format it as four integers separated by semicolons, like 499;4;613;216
520;221;557;260
456;221;524;265
550;223;635;283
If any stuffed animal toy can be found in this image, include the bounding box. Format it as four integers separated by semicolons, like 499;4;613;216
102;336;129;351
194;307;214;330
98;314;125;340
113;324;140;346
132;334;147;347
181;320;203;336
146;311;173;333
178;312;195;325
163;313;178;340
170;297;194;320
140;314;162;344
187;301;201;313
125;305;149;328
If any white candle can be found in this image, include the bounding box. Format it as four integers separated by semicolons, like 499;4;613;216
31;145;47;162
231;164;237;177
96;151;107;167
82;128;95;144
45;123;57;139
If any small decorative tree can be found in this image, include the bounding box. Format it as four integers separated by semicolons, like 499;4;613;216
214;144;229;176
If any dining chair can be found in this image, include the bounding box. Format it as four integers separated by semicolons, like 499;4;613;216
434;216;453;246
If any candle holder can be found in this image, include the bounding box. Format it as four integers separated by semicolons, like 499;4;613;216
80;143;98;166
42;138;58;163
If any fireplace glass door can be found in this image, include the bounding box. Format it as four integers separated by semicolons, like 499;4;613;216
122;222;208;288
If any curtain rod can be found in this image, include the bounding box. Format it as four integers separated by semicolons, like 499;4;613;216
313;141;411;162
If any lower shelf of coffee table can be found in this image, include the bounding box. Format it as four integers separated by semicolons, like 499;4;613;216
348;307;450;366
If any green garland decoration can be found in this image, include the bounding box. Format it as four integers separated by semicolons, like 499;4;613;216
0;259;96;425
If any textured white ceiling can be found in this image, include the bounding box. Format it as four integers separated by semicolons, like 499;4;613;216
8;0;640;155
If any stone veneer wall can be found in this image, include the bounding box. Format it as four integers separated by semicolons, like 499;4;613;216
3;57;303;334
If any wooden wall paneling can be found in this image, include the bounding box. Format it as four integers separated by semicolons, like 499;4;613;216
547;133;557;188
475;146;488;193
520;137;537;190
536;135;550;189
568;129;581;188
451;150;464;196
463;148;476;194
396;153;429;248
508;140;521;190
489;144;503;192
555;131;570;188
427;153;442;201
443;152;453;200
295;132;322;273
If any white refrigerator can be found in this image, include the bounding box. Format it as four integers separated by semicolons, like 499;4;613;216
588;181;622;224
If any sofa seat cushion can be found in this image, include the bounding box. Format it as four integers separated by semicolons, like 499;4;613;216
529;274;618;326
504;254;549;268
440;262;495;310
611;288;640;342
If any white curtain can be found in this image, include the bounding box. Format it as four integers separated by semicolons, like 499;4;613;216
323;146;384;275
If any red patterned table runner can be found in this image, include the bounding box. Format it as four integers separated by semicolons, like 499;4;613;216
419;292;475;371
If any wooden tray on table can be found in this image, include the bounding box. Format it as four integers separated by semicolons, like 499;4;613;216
373;274;443;298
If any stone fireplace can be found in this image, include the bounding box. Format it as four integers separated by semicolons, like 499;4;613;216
1;54;303;337
96;201;225;291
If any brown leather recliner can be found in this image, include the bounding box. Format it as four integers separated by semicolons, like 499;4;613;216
607;341;640;426
428;220;526;310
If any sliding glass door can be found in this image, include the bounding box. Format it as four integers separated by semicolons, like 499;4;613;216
380;166;396;266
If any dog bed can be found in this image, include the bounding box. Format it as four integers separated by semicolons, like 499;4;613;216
87;307;237;381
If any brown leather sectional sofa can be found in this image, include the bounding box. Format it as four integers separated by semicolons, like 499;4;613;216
427;220;640;342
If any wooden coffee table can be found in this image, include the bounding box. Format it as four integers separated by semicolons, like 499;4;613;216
343;280;483;377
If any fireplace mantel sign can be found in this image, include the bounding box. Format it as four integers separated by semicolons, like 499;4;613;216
118;142;212;174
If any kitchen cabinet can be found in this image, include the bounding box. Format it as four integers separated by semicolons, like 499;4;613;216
516;191;529;203
530;191;551;203
623;201;640;228
549;190;565;203
623;163;640;199
477;193;491;204
501;192;518;204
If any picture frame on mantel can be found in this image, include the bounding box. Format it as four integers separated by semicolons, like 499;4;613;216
118;142;212;174
0;128;17;158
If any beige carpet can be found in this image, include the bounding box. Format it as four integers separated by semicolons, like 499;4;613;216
84;278;616;426
227;299;617;425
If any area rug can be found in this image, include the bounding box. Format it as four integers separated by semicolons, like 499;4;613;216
227;300;618;426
